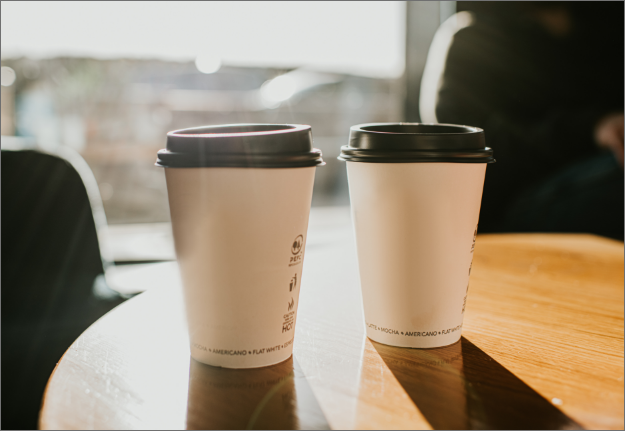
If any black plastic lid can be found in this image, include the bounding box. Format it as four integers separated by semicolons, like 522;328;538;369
156;124;325;168
338;123;495;163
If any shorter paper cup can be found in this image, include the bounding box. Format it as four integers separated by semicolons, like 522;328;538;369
339;123;494;348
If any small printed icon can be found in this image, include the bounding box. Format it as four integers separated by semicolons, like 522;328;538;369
291;235;303;255
289;274;297;291
288;298;295;311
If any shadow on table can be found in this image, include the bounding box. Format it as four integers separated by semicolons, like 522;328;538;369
186;356;330;430
372;337;583;430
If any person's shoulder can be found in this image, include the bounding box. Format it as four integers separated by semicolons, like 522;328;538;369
446;10;541;65
449;12;516;49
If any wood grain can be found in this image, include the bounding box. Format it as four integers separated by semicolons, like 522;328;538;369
465;234;624;430
39;207;624;430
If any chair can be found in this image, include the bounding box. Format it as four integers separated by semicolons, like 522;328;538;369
1;143;125;429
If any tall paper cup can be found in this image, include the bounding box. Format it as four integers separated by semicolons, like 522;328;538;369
339;123;494;348
157;124;324;368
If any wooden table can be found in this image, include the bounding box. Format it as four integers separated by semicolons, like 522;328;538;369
39;207;624;430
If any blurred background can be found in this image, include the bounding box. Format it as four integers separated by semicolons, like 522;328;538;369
2;1;411;222
2;2;622;229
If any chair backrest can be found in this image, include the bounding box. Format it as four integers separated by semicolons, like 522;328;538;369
1;147;124;430
2;149;105;283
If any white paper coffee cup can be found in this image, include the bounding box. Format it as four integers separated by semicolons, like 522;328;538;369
157;124;324;368
340;123;494;348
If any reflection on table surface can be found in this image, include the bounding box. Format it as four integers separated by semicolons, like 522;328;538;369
187;357;329;430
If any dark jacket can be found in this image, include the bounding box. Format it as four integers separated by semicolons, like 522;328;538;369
435;4;624;231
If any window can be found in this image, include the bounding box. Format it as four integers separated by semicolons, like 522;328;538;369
1;1;406;223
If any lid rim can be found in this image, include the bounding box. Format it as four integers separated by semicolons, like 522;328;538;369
156;161;325;168
156;150;324;168
159;123;323;168
338;149;495;164
167;123;311;139
351;122;483;135
338;157;495;164
341;122;492;162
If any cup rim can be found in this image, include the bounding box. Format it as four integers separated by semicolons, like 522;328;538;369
352;122;483;136
167;123;311;139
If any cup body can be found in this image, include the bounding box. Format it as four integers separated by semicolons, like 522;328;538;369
165;166;315;367
347;161;486;348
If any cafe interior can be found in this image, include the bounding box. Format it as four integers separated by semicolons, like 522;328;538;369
1;2;623;430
